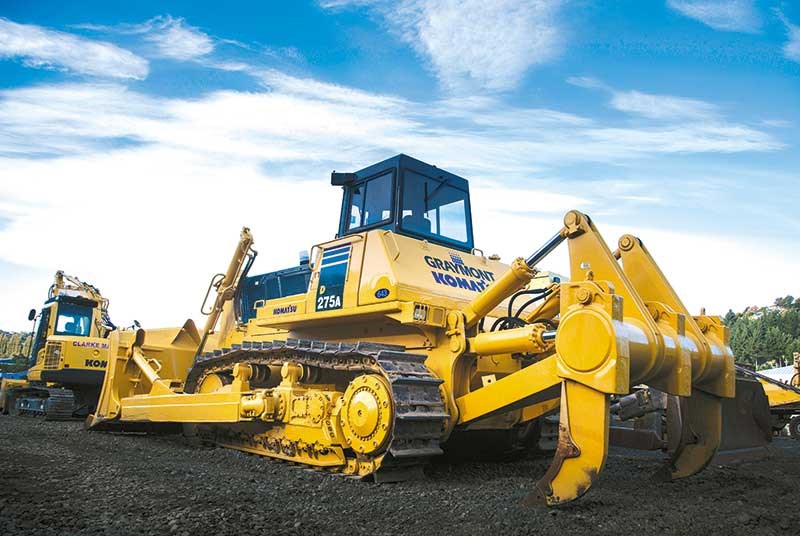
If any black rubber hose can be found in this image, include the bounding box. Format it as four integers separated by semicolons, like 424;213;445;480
513;290;553;319
507;289;547;317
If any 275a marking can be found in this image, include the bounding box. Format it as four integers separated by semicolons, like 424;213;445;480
317;295;342;310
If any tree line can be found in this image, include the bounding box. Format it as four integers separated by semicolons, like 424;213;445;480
724;295;800;370
0;331;32;371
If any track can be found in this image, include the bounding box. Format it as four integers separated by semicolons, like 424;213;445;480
12;387;75;421
187;339;449;480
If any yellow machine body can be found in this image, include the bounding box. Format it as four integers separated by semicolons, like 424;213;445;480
761;379;800;408
736;355;800;439
0;378;28;413
89;154;739;506
1;271;115;418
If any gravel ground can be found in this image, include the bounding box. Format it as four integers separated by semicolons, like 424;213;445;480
0;416;797;536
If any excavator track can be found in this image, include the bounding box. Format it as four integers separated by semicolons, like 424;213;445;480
186;339;449;481
14;387;76;420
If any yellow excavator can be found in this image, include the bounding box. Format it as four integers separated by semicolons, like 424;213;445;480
1;271;116;419
88;154;758;506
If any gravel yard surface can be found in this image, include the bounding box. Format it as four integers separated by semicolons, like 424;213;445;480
0;416;797;536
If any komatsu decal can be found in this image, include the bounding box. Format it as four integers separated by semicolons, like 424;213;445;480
73;341;109;350
273;305;297;315
84;359;108;368
424;254;495;292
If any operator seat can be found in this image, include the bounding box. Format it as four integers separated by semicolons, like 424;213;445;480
402;212;431;235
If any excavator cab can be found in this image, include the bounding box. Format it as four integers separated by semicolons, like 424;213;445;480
30;296;99;360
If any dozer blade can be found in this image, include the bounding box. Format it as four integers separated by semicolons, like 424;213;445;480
609;377;771;473
714;375;772;463
86;320;200;431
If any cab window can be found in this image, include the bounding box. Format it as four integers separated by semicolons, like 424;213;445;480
400;171;470;245
346;172;393;231
54;302;92;337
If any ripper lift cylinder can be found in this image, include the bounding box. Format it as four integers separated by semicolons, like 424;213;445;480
462;258;536;329
525;231;566;268
462;232;568;330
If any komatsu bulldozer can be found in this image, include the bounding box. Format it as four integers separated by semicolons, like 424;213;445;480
1;271;116;419
89;154;754;505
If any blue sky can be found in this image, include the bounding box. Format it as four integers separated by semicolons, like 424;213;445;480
0;0;798;330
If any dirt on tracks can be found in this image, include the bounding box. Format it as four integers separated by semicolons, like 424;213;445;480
0;416;797;536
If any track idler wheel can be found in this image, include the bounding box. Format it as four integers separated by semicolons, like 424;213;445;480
340;374;393;456
196;373;231;393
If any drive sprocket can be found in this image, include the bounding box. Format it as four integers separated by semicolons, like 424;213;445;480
340;374;393;456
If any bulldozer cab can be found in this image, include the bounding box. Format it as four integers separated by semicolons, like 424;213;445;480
236;155;477;324
333;154;475;253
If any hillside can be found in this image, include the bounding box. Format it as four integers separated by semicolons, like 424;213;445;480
724;295;800;370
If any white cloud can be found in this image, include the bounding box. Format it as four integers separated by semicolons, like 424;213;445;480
666;0;761;32
609;90;717;120
0;18;148;79
776;10;800;62
569;76;722;122
0;76;780;167
257;69;408;109
585;123;776;153
75;15;215;61
565;76;609;91
0;74;790;329
142;16;214;60
761;118;792;128
320;0;563;92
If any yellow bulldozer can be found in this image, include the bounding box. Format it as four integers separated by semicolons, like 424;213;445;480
88;154;765;506
1;271;116;419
